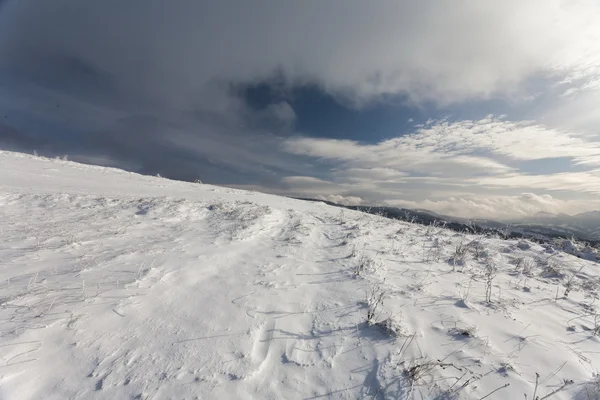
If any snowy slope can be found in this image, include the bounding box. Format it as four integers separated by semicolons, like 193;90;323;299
1;150;600;400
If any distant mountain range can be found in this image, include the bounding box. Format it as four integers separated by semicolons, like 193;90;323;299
297;198;600;246
455;210;600;243
503;210;600;242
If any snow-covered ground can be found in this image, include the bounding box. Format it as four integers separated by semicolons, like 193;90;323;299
1;150;600;400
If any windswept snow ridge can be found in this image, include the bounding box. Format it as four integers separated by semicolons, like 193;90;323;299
1;150;600;399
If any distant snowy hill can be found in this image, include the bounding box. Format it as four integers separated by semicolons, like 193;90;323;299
306;200;600;246
325;202;600;244
1;150;600;400
509;210;600;242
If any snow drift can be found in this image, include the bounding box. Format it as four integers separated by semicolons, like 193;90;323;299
1;150;599;399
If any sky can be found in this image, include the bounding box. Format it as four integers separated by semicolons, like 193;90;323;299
1;0;600;220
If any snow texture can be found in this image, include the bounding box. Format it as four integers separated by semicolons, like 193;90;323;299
1;150;599;399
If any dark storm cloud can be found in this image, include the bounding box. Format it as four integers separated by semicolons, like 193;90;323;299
3;0;594;107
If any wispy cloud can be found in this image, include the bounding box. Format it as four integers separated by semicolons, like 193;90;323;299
281;116;600;216
286;116;600;168
385;193;592;220
477;171;600;195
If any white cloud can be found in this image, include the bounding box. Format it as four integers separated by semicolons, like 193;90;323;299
544;83;600;134
280;116;600;216
421;118;600;165
476;171;600;195
385;193;600;220
281;176;331;188
332;168;409;183
315;194;363;206
284;116;600;172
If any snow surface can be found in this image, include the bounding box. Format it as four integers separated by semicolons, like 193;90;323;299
1;150;600;400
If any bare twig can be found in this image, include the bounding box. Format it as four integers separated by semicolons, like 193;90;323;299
533;372;540;399
480;383;510;399
538;379;574;399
